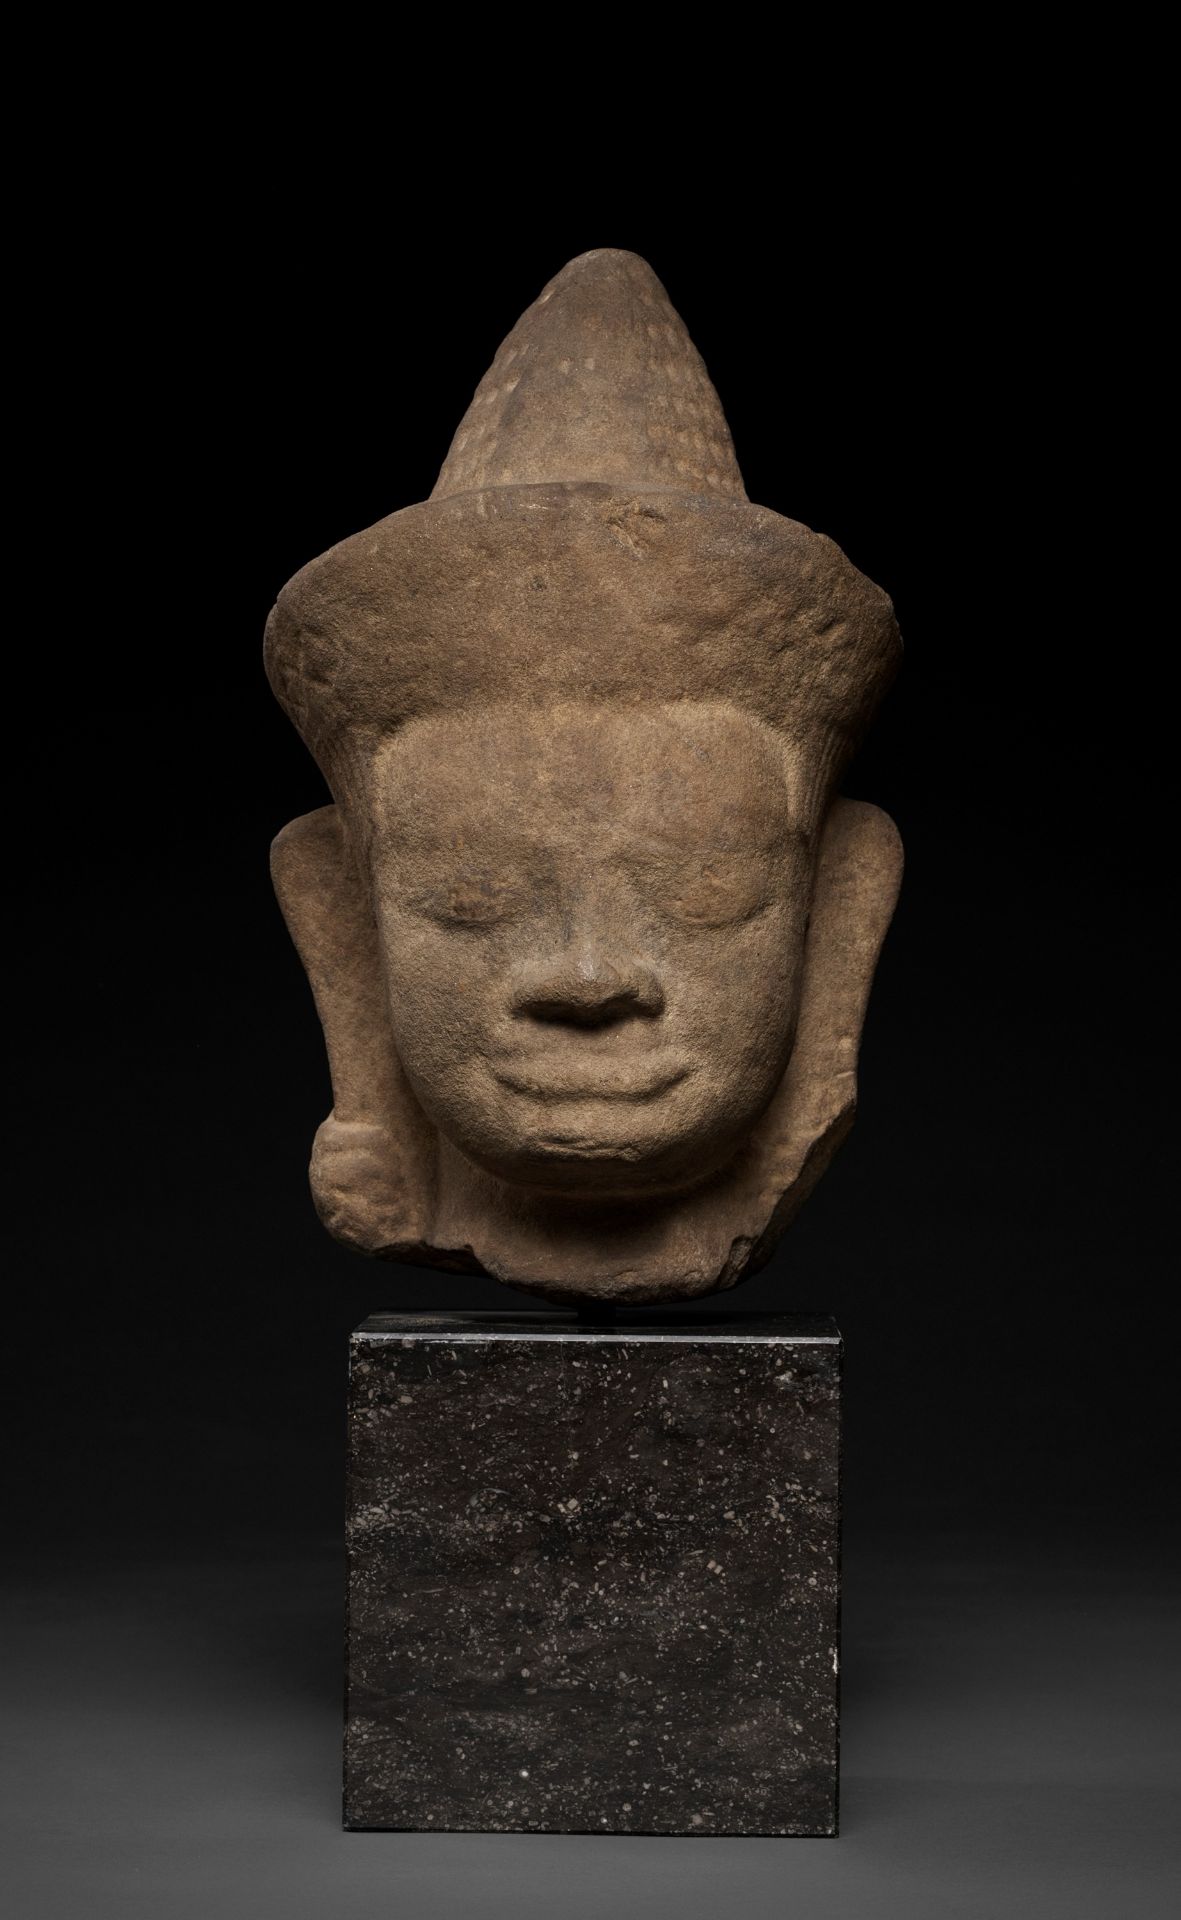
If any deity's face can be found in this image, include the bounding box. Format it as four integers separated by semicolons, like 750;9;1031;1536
361;700;815;1199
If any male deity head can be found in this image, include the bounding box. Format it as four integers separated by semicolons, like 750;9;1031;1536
265;249;903;1305
369;697;811;1201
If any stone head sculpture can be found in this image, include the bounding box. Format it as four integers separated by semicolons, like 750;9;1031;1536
265;249;902;1305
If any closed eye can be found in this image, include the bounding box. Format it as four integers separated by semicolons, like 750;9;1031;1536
640;857;775;928
406;872;526;928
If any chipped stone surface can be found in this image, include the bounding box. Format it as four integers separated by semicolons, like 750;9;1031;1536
267;248;902;1304
345;1313;842;1835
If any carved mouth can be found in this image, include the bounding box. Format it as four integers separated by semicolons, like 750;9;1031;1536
492;1058;691;1102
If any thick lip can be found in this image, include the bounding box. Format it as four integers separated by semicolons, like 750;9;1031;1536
491;1056;691;1102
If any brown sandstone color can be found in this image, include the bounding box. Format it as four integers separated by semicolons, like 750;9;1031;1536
265;249;903;1304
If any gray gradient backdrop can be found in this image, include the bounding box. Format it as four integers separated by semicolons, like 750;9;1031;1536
6;177;1175;1914
6;1523;1178;1917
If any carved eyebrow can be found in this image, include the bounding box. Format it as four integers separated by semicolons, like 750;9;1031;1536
617;829;805;860
381;840;552;875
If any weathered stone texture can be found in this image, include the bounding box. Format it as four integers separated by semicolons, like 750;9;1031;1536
268;249;902;1303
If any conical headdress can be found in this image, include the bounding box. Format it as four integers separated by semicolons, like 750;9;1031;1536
430;248;747;502
265;249;900;816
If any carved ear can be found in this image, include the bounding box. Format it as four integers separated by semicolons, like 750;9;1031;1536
270;806;435;1256
742;796;903;1251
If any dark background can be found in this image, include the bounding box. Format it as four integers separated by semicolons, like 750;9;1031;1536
5;188;1175;1917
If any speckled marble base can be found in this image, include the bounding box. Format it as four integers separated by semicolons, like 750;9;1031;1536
345;1312;842;1836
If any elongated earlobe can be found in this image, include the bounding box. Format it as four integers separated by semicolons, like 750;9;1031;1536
740;797;903;1254
270;806;435;1256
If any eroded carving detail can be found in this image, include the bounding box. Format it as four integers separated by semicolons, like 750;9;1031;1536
266;250;902;1303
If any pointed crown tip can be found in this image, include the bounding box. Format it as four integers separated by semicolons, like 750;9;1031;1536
432;251;746;503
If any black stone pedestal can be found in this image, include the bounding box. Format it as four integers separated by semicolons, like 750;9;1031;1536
345;1313;842;1836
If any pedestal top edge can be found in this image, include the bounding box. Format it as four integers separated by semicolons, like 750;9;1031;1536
354;1311;840;1344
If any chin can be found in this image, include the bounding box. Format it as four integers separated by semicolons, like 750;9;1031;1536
457;1090;745;1200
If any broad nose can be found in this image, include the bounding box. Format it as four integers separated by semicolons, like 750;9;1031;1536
510;943;665;1028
